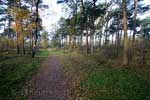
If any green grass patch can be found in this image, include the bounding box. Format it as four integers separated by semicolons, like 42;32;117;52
47;48;78;56
62;53;150;100
36;49;49;57
0;50;47;100
35;48;70;57
81;67;150;100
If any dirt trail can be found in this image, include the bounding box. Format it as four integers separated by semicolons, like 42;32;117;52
29;56;70;100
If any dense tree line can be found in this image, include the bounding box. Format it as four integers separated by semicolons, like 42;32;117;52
53;0;150;65
0;0;49;57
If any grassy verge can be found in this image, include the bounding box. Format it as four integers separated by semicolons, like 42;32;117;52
0;49;49;100
36;49;50;57
46;48;78;56
61;52;150;100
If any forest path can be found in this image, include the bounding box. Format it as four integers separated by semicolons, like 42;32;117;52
29;56;70;100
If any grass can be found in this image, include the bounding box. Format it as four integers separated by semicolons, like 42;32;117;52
60;51;150;100
80;67;150;100
1;49;149;100
47;48;78;56
0;49;49;100
35;48;71;57
36;49;50;57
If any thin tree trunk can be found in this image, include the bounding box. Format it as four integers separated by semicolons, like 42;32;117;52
132;0;138;43
90;30;94;53
30;31;33;50
115;11;121;56
140;25;145;65
20;19;25;55
129;30;132;42
104;21;109;47
65;35;68;49
122;0;129;65
112;33;114;45
99;30;102;47
90;0;96;53
32;0;40;58
74;36;76;49
15;22;20;54
116;30;120;56
120;30;123;46
69;35;72;50
80;33;83;50
86;29;89;54
130;0;138;64
23;37;25;54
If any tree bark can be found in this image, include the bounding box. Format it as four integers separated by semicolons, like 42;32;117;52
90;29;94;53
132;0;138;43
80;33;83;50
86;29;89;54
69;35;72;50
104;21;109;47
15;22;20;54
32;0;40;58
22;37;25;54
90;0;96;53
65;35;68;49
122;0;129;65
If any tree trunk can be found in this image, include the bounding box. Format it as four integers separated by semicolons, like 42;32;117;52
119;30;123;46
80;33;83;50
90;30;94;53
99;30;102;47
132;0;138;43
111;33;114;45
86;29;89;54
22;37;25;55
20;19;25;55
122;0;129;65
90;0;96;53
69;35;72;50
32;0;40;58
73;35;76;49
104;21;109;46
115;30;120;56
140;25;145;65
16;22;20;54
65;35;68;49
115;11;121;56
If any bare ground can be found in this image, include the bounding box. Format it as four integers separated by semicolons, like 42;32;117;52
28;56;71;100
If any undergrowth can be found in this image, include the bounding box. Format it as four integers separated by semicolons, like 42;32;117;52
61;50;150;100
0;49;48;100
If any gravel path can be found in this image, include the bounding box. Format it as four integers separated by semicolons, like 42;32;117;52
28;56;70;100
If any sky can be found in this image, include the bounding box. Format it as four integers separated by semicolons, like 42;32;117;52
39;0;66;32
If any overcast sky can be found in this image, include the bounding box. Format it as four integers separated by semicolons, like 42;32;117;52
39;0;65;32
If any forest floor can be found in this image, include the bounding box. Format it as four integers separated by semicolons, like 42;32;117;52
46;49;150;100
0;49;150;100
0;50;49;100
